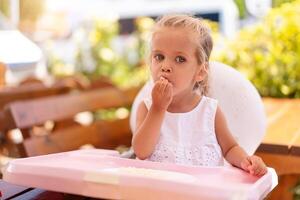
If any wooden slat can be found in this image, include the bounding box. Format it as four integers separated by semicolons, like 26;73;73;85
87;76;114;90
0;82;75;110
0;76;115;111
7;87;140;129
0;80;78;133
23;118;132;157
256;143;289;154
290;135;300;156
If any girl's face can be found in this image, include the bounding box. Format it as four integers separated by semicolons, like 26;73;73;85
150;27;204;96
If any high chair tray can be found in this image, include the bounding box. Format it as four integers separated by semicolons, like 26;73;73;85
3;149;277;200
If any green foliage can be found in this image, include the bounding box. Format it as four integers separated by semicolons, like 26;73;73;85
234;0;247;19
293;180;300;200
273;0;296;7
75;17;152;88
233;0;296;19
94;107;130;121
215;0;300;98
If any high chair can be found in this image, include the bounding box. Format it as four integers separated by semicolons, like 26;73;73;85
128;61;267;156
126;60;278;193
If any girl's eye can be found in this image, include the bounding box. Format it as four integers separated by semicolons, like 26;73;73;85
154;54;164;61
175;56;186;63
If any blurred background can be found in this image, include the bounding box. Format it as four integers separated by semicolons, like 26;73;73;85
0;0;300;199
1;0;299;97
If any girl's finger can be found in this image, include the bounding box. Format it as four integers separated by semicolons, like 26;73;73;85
165;83;173;97
262;167;268;175
248;165;254;175
161;78;169;93
248;157;258;168
241;156;251;171
158;77;167;92
157;80;165;92
152;82;160;94
241;160;251;171
254;167;262;176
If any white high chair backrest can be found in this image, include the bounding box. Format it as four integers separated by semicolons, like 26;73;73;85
130;61;267;155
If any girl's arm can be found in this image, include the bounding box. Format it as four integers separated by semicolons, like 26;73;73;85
132;77;173;160
215;106;267;176
132;102;166;159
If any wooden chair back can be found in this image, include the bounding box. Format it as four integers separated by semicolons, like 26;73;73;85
4;86;140;157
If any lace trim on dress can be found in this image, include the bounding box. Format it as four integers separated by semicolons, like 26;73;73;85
147;141;223;166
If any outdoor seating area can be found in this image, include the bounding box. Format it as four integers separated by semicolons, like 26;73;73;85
1;0;300;199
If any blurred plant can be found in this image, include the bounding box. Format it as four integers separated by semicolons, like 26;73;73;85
94;107;130;121
234;0;247;19
214;0;300;98
273;0;296;7
203;19;219;33
75;17;153;89
293;180;300;200
233;0;296;19
48;54;75;77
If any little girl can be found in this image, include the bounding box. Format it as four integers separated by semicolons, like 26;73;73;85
132;14;267;176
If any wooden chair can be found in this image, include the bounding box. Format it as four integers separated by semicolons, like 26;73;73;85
0;79;78;157
0;81;74;111
0;76;117;157
3;86;140;157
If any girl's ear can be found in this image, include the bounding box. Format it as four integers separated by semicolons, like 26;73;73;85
195;62;208;82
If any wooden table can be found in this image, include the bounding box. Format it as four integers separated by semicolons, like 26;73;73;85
255;98;300;200
256;98;300;174
0;180;104;200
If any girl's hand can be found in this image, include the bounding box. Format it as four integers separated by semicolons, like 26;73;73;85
240;155;267;176
151;77;173;111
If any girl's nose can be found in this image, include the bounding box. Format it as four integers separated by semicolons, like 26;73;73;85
161;65;172;73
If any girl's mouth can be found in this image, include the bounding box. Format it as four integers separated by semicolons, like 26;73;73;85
159;75;173;85
160;75;169;81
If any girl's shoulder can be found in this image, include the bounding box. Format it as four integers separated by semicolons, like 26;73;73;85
200;96;219;118
201;95;218;107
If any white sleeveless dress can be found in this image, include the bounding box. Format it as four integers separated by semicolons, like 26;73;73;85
142;96;224;166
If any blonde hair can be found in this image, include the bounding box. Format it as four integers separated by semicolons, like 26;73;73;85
151;14;213;95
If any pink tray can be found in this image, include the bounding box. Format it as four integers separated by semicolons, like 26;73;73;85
3;149;277;200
